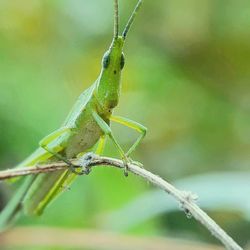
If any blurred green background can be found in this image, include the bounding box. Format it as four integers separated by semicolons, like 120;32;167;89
0;0;250;249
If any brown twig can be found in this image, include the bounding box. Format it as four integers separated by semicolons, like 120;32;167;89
0;153;242;250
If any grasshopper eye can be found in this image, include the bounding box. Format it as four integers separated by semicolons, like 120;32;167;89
120;53;125;70
102;51;110;69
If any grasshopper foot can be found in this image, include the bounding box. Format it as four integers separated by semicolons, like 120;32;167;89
122;155;144;176
69;164;85;176
68;153;96;175
131;160;144;168
78;152;96;175
124;164;129;177
80;166;91;175
122;156;132;177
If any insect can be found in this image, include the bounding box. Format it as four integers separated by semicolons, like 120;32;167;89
0;0;146;230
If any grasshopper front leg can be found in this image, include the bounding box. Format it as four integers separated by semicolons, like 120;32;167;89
110;115;147;158
93;112;146;175
92;111;131;175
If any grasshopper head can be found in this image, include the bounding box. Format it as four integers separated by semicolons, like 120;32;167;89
96;0;143;112
98;37;124;110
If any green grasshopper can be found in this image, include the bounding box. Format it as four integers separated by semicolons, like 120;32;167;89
0;0;146;230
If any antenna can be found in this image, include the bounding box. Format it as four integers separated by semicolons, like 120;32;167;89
122;0;143;40
114;0;119;38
